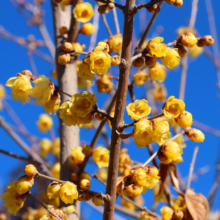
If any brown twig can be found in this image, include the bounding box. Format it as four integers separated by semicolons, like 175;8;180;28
27;51;38;76
135;0;164;53
136;0;164;10
0;149;41;166
103;0;136;218
186;147;199;193
0;117;53;177
93;0;125;10
112;7;120;34
27;192;63;220
101;13;112;36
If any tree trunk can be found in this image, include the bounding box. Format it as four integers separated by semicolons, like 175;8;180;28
51;1;80;219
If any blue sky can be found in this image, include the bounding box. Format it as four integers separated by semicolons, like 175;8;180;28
0;0;220;219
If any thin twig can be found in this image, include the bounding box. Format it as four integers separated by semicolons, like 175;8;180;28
89;3;100;51
189;0;198;29
186;147;199;193
112;7;120;34
93;0;124;10
27;51;38;76
0;149;41;166
101;14;112;36
27;192;63;220
36;172;65;183
136;0;164;10
135;1;164;53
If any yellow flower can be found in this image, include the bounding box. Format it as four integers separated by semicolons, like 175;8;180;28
43;93;61;115
39;138;52;157
149;62;167;82
1;181;26;215
52;137;60;158
153;119;170;145
153;184;167;202
175;110;193;128
37;114;53;132
96;41;110;53
73;2;94;23
15;175;34;195
71;147;85;165
78;61;96;80
158;141;183;164
139;211;154;220
188;44;203;57
92;146;110;168
80;23;94;35
126;184;143;197
30;75;54;105
160;206;173;220
97;168;108;182
42;188;60;207
126;100;151;121
173;196;187;212
173;135;186;148
78;76;92;89
111;55;121;66
5;75;32;104
162;96;185;119
109;34;123;54
187;128;205;142
133;71;149;86
47;182;61;200
131;166;160;189
121;198;135;211
151;84;167;102
50;162;60;179
71;91;97;117
89;50;111;75
147;37;167;58
161;48;180;69
133;119;154;148
60;181;78;204
96;73;113;93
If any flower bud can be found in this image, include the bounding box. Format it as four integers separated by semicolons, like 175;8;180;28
175;111;193;128
176;45;187;58
173;0;183;7
80;23;94;35
133;71;149;86
179;33;198;48
16;175;34;195
82;145;93;156
95;112;106;121
108;2;115;9
80;171;91;181
111;55;121;66
132;57;145;68
71;173;79;182
59;26;68;35
24;164;37;177
166;0;175;4
146;4;160;13
62;205;75;214
98;5;106;14
80;179;91;191
161;206;174;220
58;53;71;65
72;42;83;56
21;70;33;77
172;210;184;220
47;181;61;199
92;194;103;206
187;128;205;142
145;56;156;68
126;184;143;197
197;35;214;47
62;42;73;52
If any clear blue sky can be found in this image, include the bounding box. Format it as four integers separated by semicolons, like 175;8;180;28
0;0;220;219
